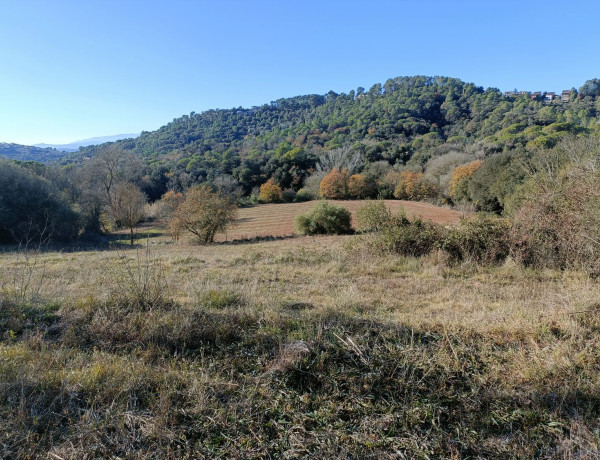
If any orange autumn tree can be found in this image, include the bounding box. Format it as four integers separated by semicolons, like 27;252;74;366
320;168;347;199
259;178;283;203
450;160;483;202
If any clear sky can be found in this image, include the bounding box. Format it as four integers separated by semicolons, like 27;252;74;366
1;0;599;145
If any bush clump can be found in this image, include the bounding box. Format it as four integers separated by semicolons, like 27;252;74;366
508;143;600;275
281;189;297;203
294;201;353;235
379;218;441;257
294;189;314;202
355;200;392;233
441;216;510;265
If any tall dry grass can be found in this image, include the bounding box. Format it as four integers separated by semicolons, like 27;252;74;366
1;233;600;457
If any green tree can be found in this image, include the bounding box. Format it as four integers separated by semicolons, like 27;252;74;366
579;78;600;99
294;201;352;235
0;160;80;243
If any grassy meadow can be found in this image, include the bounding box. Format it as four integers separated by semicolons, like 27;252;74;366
1;203;600;458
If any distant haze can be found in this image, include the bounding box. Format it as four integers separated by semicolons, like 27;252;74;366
34;134;140;152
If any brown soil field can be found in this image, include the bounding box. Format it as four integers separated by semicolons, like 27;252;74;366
218;199;467;242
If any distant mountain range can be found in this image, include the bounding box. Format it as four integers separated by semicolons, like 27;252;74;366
0;143;67;163
0;133;140;162
34;133;140;152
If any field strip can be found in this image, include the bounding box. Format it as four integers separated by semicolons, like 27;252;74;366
216;200;467;242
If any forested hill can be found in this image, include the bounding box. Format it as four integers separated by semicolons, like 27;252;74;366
71;75;600;200
0;143;69;162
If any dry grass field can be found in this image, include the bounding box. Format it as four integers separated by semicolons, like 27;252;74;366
218;200;466;241
1;220;600;457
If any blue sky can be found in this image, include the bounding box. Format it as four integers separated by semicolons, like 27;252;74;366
1;0;598;145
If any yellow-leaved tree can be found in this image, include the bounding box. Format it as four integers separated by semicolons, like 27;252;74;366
393;171;437;200
449;160;483;202
347;174;369;199
259;178;283;203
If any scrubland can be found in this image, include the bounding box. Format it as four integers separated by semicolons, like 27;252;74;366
1;229;600;458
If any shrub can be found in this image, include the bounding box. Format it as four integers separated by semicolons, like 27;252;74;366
295;188;314;202
259;178;283;203
282;189;297;203
441;216;510;265
105;243;174;312
294;201;353;235
378;218;441;257
355;200;392;232
507;138;600;274
510;174;600;274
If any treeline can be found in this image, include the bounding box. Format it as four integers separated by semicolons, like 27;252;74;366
0;147;147;244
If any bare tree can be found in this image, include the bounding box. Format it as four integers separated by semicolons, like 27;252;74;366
317;146;364;174
213;174;243;201
108;183;147;245
78;145;142;232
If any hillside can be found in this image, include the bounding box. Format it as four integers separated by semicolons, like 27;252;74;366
70;75;600;205
2;74;600;458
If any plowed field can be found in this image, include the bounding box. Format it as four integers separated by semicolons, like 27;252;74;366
218;200;467;242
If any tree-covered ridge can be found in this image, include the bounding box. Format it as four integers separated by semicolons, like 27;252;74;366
68;75;599;201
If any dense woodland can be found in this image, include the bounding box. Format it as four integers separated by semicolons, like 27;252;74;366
1;75;600;244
